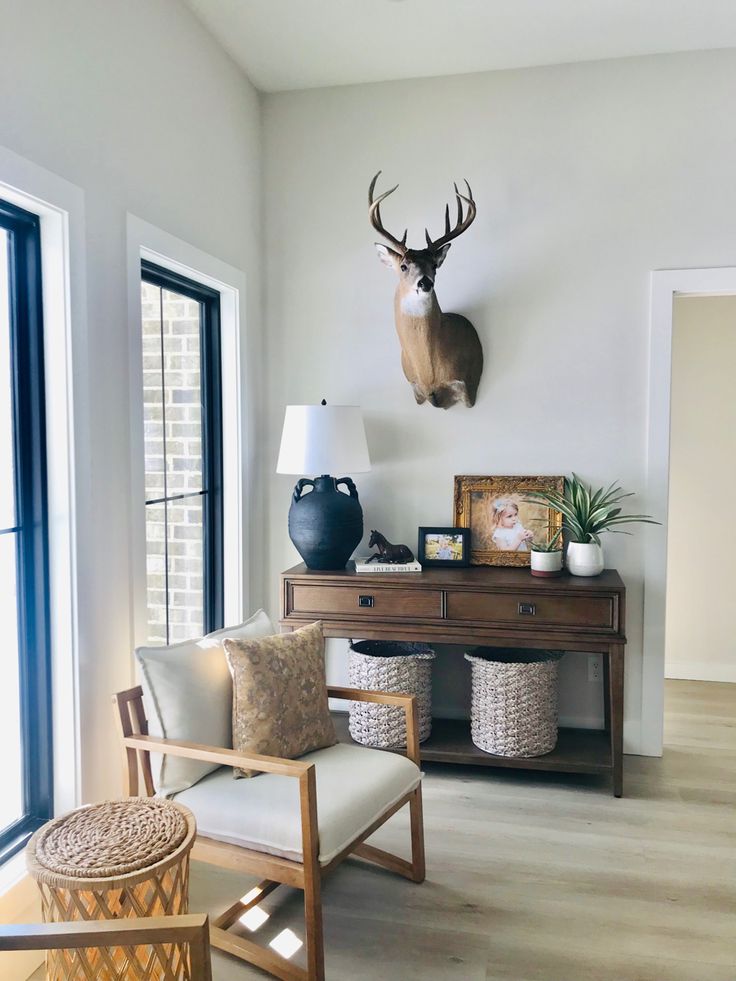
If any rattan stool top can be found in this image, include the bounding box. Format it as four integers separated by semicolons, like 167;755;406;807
27;798;196;889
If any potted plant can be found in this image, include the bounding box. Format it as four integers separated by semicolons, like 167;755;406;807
527;474;659;577
529;528;563;577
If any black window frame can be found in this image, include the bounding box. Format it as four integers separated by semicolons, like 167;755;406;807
140;260;224;640
0;198;53;864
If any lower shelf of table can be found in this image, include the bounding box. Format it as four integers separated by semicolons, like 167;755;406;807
333;713;612;775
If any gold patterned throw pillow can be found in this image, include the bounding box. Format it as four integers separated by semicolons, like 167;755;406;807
223;621;337;778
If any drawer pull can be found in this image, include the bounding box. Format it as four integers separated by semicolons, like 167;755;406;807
358;595;374;608
518;602;536;616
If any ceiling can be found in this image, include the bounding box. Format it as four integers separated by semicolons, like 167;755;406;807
182;0;736;93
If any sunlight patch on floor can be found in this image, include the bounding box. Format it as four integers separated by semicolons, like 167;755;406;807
239;886;263;905
269;928;302;959
239;906;269;931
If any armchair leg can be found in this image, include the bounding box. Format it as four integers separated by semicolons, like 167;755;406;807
300;766;325;981
409;787;426;884
304;869;325;981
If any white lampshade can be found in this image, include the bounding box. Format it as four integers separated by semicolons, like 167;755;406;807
276;404;371;475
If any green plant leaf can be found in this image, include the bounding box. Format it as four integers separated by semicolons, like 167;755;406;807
530;526;564;551
528;475;659;539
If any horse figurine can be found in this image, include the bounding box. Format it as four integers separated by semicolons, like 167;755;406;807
366;530;415;564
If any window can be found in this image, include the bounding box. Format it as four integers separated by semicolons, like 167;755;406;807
141;261;223;644
0;198;52;862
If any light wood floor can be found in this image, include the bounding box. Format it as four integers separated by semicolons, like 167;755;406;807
31;680;736;980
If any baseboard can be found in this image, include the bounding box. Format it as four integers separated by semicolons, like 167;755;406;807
666;661;736;683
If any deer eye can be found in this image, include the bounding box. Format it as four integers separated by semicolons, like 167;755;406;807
400;263;408;272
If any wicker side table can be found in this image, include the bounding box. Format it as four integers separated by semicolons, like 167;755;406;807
26;797;196;980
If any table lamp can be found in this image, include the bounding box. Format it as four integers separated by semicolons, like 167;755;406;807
277;401;371;570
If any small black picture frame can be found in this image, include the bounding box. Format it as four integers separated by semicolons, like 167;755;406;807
417;527;471;568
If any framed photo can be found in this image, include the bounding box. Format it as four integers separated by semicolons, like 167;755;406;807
417;527;471;568
453;475;564;567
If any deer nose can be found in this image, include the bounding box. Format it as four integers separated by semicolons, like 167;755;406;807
417;277;433;292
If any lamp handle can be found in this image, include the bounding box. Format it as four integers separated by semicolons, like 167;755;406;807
293;478;315;503
336;477;359;501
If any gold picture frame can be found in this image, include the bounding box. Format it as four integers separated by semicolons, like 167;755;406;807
453;475;564;567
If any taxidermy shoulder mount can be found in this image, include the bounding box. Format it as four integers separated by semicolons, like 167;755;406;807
369;171;483;409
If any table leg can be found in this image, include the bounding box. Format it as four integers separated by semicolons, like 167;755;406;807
609;646;625;797
602;655;611;733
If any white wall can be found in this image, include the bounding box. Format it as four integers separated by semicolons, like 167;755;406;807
666;294;736;683
263;49;736;754
0;0;263;803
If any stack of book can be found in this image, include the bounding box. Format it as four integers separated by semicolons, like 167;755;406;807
353;556;422;573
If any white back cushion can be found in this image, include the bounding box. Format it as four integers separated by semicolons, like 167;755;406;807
135;609;275;796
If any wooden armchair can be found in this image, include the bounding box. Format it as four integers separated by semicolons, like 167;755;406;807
0;914;212;980
114;685;425;981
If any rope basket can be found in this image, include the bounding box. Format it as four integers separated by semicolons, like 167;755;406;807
348;640;435;749
464;648;564;758
26;798;196;981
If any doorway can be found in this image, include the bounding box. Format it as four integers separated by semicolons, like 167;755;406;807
645;268;736;758
665;294;736;684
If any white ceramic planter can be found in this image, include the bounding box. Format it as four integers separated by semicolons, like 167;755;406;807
530;550;563;577
566;541;604;577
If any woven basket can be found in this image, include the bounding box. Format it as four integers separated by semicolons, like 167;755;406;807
26;798;196;980
348;640;435;749
464;648;564;758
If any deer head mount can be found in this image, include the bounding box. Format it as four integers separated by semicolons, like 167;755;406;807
369;172;483;409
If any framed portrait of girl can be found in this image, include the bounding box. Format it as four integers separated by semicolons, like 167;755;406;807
453;475;564;566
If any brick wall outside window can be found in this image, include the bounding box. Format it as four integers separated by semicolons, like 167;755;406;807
141;282;205;644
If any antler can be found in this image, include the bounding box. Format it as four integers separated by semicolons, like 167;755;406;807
369;171;408;255
425;180;476;251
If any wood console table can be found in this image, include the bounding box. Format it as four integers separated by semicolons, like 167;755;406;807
280;563;627;797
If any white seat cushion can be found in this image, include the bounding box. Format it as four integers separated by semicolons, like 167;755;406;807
172;742;421;866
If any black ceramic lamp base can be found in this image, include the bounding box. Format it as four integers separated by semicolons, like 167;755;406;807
288;474;363;570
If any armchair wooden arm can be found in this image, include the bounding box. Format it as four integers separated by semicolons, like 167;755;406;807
326;686;421;767
0;915;212;980
327;686;415;707
121;733;312;779
114;686;313;796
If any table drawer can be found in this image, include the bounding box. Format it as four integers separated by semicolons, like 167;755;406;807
446;591;616;631
290;584;442;619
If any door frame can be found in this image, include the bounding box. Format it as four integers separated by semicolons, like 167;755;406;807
643;266;736;755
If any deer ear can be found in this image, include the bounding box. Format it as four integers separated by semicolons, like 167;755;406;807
433;243;451;268
375;243;400;268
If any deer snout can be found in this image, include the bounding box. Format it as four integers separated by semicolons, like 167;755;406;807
417;277;434;292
